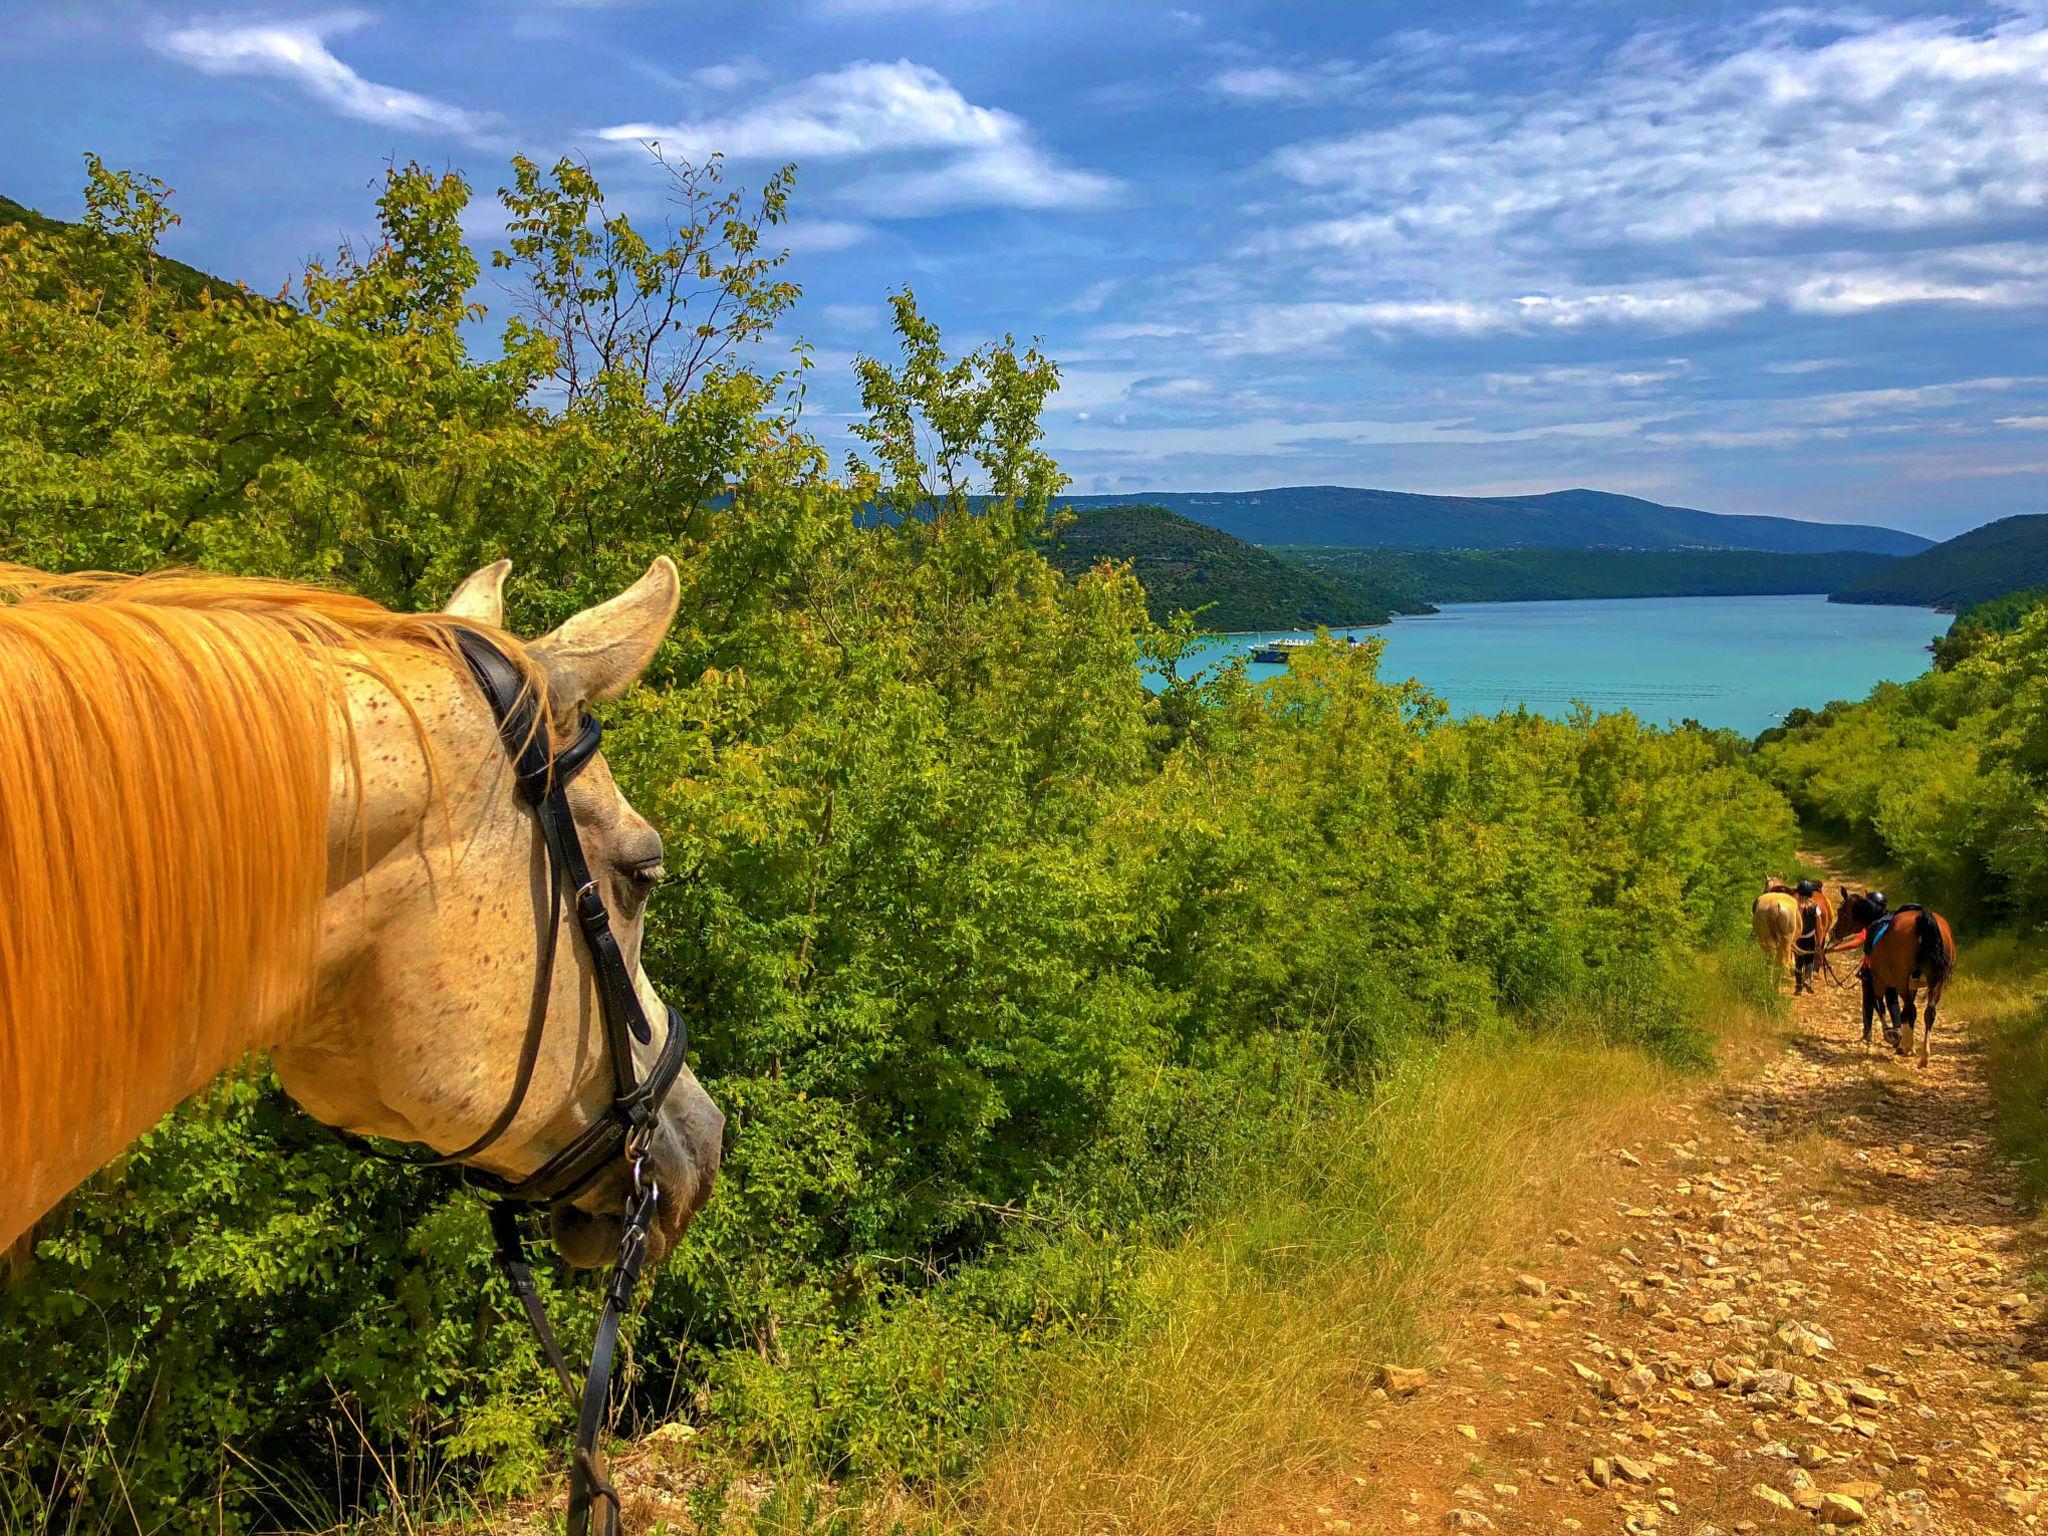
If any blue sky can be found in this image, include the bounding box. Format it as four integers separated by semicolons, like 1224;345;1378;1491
5;1;2046;537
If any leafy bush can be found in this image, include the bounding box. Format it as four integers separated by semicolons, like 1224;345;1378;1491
1756;603;2048;922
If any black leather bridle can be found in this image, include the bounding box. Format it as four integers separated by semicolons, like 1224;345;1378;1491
359;629;692;1536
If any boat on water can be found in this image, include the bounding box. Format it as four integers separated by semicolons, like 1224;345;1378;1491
1250;639;1315;664
1249;636;1360;664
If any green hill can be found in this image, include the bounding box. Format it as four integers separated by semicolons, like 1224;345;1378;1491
1830;513;2048;610
0;191;257;309
1279;547;1900;605
1059;486;1929;556
1041;505;1411;630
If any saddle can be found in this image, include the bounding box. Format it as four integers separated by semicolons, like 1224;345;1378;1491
1867;901;1925;974
1862;904;1925;956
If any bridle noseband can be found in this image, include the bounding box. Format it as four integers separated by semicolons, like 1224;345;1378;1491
355;629;693;1536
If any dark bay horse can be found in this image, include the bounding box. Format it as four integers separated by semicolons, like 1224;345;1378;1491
1830;888;1957;1064
1793;884;1834;995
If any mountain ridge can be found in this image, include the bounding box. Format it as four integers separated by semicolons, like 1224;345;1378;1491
1059;485;1930;556
1040;505;1410;630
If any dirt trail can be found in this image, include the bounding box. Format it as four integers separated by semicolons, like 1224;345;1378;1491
1284;885;2048;1535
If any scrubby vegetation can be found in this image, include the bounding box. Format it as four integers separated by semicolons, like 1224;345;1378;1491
1278;545;1897;606
1830;513;2048;611
3;158;1798;1532
1755;601;2048;925
1933;586;2048;670
1041;504;1409;629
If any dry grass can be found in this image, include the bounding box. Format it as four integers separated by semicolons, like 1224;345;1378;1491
915;1028;1695;1536
1953;934;2048;1213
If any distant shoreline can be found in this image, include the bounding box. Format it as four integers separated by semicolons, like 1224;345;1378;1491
1202;589;1946;638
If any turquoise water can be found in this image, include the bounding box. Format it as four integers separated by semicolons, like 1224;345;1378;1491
1172;594;1949;736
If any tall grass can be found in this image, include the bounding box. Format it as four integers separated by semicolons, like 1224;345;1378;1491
916;960;1782;1536
1955;936;2048;1211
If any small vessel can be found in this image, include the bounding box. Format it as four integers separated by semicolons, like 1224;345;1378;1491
1251;639;1314;664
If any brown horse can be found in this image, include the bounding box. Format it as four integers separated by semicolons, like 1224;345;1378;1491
1829;887;1957;1065
1793;885;1835;995
1;559;724;1264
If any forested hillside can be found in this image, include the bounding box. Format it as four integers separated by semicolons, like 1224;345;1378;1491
1040;504;1412;629
0;158;1799;1532
1;180;263;309
1277;546;1897;605
1934;587;2048;669
1831;513;2048;610
1757;599;2048;924
1061;486;1929;555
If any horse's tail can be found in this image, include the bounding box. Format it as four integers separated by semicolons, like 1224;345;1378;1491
1917;910;1952;987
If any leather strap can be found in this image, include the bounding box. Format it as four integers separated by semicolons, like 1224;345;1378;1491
344;628;689;1536
445;629;688;1204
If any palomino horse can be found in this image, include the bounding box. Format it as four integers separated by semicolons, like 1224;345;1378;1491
1829;888;1957;1065
1752;884;1800;982
0;559;723;1266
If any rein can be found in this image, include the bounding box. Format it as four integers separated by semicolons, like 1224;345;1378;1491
348;630;690;1536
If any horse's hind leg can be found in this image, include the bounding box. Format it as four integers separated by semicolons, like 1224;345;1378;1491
1920;984;1941;1067
1895;987;1919;1059
1885;988;1909;1052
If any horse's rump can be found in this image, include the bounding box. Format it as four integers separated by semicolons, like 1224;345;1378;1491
1752;891;1798;969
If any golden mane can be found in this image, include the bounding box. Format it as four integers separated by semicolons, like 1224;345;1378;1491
0;563;543;1247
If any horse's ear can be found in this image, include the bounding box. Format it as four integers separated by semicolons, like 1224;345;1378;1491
442;560;512;625
530;557;681;712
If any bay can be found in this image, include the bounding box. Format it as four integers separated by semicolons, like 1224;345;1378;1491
1170;594;1951;737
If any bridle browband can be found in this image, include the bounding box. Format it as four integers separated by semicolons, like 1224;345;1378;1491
351;628;692;1536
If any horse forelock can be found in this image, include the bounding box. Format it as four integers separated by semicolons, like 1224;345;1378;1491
0;563;548;1248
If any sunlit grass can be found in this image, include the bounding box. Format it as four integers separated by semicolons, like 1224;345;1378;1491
1953;934;2048;1212
912;984;1781;1536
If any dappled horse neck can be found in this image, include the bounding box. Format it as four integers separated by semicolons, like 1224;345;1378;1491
0;565;536;1249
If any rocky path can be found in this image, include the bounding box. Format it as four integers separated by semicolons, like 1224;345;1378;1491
1285;910;2048;1535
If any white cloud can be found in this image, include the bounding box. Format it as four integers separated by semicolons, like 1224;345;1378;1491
1232;11;2048;343
1209;59;1377;102
154;13;493;141
1215;285;1763;350
1763;358;1850;375
1997;416;2048;431
845;139;1117;214
1211;66;1317;100
1789;271;2045;315
1784;376;2038;423
1050;410;1658;458
594;58;1114;213
688;57;769;92
781;218;875;253
1085;321;1187;342
818;301;883;330
1484;362;1693;392
1273;16;2048;251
